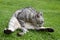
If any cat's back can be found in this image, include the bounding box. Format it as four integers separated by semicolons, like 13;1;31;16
17;7;37;21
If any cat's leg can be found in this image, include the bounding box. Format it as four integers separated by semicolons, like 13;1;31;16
17;27;29;36
4;16;20;34
35;26;54;32
35;24;54;32
17;20;29;36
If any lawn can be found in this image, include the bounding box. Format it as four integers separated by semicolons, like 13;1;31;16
0;0;60;40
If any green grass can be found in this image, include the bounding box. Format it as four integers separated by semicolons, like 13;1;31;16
0;0;60;40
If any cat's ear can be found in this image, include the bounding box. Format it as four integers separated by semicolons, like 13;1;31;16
36;13;40;18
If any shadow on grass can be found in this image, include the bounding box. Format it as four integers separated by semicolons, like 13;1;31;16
0;29;56;40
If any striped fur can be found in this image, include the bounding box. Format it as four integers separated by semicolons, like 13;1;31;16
4;7;45;35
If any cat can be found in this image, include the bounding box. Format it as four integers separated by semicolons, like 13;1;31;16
4;7;54;36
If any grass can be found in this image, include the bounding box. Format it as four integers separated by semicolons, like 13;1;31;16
0;0;60;40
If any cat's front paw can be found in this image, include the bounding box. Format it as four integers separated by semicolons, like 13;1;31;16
17;32;24;36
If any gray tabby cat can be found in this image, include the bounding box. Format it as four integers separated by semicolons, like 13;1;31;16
4;7;54;36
